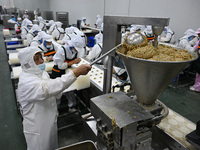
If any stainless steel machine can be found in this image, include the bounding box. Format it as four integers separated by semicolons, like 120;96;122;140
89;16;198;150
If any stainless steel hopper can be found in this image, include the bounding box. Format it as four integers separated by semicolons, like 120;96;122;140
116;50;198;105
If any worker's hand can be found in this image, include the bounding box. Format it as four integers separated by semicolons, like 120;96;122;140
46;56;53;62
73;64;92;77
74;58;81;64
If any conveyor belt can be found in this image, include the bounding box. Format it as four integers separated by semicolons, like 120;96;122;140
158;108;196;149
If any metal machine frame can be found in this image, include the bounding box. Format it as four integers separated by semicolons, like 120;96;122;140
102;16;170;93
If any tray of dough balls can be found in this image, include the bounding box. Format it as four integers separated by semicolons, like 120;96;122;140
70;58;131;93
158;108;196;150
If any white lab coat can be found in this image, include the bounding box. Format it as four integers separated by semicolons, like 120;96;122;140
88;43;102;63
18;47;77;150
52;27;65;41
53;44;79;70
96;17;103;29
178;35;195;52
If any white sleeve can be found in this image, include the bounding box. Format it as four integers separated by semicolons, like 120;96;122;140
88;45;100;60
18;70;76;102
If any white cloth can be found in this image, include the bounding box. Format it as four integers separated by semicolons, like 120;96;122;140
96;15;103;29
160;27;175;44
53;44;79;69
88;43;102;63
52;27;65;41
178;35;195;52
18;47;76;150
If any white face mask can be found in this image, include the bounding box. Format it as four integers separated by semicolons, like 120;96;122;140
37;63;46;71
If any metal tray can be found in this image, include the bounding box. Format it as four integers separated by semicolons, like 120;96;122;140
57;140;97;150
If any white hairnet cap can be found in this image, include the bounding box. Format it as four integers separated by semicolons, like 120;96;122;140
26;20;33;26
65;27;72;34
95;32;103;44
70;26;79;33
185;29;197;37
18;47;43;75
184;29;196;35
56;21;62;27
68;35;84;48
146;25;152;31
97;15;100;18
49;20;54;26
17;17;22;21
82;17;86;20
32;24;40;31
43;34;53;42
37;31;46;39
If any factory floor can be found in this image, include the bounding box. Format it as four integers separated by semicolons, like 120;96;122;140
0;24;199;149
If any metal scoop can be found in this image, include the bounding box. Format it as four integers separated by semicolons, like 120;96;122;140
90;32;145;66
125;32;145;46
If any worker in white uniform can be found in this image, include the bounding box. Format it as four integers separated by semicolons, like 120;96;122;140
141;25;155;41
177;29;198;52
52;21;65;41
80;17;89;28
17;46;91;150
87;32;103;64
62;27;74;42
51;35;84;108
47;20;56;35
21;20;33;39
38;16;46;31
38;34;58;61
14;17;22;33
30;31;46;47
72;27;88;56
51;35;84;79
159;26;175;44
95;15;103;29
26;24;41;46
